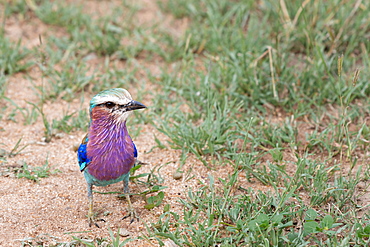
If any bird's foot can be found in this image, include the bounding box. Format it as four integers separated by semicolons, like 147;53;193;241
122;194;139;224
122;207;139;224
88;209;105;228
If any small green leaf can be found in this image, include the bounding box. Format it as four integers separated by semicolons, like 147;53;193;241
364;225;370;234
130;173;150;179
271;214;283;224
303;221;319;234
151;185;167;192
144;203;155;210
279;221;293;229
130;164;142;173
145;191;165;210
256;213;269;223
155;191;165;206
256;214;270;229
163;203;170;212
305;209;317;221
248;220;258;231
321;215;334;229
287;232;299;242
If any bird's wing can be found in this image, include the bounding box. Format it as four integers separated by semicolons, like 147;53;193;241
78;134;90;172
133;142;138;158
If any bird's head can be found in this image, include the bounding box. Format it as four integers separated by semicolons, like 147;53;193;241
89;88;146;124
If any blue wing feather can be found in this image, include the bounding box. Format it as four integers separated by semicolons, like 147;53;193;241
78;135;90;172
133;142;138;158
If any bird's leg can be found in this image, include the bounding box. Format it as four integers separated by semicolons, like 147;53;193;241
87;183;101;228
122;179;139;223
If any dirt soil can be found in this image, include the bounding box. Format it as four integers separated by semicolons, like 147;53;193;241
0;1;270;246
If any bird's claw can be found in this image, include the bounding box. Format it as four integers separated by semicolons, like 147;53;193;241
88;215;106;228
88;205;105;228
89;220;100;228
122;209;139;224
122;193;139;224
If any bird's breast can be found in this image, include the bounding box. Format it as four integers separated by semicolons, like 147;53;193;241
86;114;135;182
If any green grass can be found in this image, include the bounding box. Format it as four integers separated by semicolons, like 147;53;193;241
1;0;369;245
0;34;33;75
11;155;61;182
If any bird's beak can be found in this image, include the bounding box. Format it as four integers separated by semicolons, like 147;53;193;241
125;100;146;112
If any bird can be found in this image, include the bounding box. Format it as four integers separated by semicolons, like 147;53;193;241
77;88;146;227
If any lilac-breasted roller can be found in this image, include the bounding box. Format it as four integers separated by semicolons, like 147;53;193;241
77;88;146;227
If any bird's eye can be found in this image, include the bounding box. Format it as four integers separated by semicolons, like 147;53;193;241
105;102;115;109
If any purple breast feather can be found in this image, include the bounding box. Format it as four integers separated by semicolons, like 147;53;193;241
86;108;135;181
